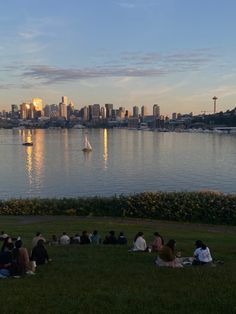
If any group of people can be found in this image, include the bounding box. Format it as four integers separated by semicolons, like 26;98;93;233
131;231;213;268
0;229;214;278
0;231;50;279
49;230;128;246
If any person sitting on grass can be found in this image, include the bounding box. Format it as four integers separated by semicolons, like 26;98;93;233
91;230;101;244
31;239;50;266
131;232;147;251
32;232;46;249
103;231;117;245
0;242;14;278
11;240;35;276
59;232;70;245
156;239;183;268
192;240;213;266
117;232;127;245
151;232;164;252
73;233;81;244
80;231;91;244
1;236;13;253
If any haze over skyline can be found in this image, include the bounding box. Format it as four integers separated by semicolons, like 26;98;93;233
1;0;236;115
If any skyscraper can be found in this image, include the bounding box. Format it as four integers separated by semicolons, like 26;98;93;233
105;103;113;119
153;104;160;118
133;106;139;117
141;105;148;117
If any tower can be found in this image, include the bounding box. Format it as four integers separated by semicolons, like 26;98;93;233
212;96;218;114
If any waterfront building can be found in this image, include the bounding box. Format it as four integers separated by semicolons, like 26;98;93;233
105;103;113;119
59;102;68;120
81;106;89;121
118;107;125;119
153;104;160;118
100;106;106;119
20;102;30;119
125;110;131;119
133;106;139;117
92;104;100;119
11;104;19;119
62;96;68;105
141;105;148;117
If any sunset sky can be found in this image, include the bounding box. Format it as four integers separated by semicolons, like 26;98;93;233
1;0;236;115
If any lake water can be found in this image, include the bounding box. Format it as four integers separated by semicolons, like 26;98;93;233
0;128;235;199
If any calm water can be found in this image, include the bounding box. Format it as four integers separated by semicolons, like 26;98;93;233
0;128;235;199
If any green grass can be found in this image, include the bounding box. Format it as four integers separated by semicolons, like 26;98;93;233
1;216;236;314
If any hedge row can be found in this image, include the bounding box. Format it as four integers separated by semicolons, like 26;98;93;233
0;191;236;225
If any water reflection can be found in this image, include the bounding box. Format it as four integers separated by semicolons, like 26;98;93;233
83;151;92;161
103;128;108;169
21;130;33;186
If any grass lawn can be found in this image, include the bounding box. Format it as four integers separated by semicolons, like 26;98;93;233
1;216;236;314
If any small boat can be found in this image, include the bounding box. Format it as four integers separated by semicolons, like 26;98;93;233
82;134;92;152
22;142;33;146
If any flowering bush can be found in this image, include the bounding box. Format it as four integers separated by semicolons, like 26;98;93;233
0;192;236;225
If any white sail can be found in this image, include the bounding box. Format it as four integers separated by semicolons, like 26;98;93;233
83;134;92;152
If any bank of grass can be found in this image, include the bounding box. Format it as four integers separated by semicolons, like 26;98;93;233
1;216;236;314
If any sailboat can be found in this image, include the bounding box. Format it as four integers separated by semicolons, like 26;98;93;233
82;134;92;152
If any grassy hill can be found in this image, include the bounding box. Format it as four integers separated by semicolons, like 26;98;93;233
0;216;236;314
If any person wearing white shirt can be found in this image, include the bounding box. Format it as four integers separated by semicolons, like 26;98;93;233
193;240;213;265
132;232;147;251
60;232;70;245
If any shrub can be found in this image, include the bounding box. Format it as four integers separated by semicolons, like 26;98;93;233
0;192;236;225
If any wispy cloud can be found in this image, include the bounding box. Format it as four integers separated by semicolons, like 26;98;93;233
114;0;160;9
20;48;220;85
18;30;42;40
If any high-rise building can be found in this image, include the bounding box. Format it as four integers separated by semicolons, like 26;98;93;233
20;103;30;119
62;96;68;105
32;98;43;112
141;105;148;117
59;103;67;119
105;103;113;119
133;106;139;117
81;106;89;121
92;104;100;119
11;104;19;118
100;107;106;119
153;104;160;118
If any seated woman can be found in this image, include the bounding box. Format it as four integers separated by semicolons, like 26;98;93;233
192;240;213;265
156;239;183;268
11;240;35;276
31;239;50;266
131;232;147;251
151;232;164;252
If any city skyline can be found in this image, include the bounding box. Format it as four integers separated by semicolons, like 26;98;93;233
1;0;236;115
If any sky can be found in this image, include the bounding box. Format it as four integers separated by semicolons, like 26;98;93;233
1;0;236;115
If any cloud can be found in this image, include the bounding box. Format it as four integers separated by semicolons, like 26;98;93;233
114;0;160;9
18;30;42;40
22;65;167;84
20;48;220;85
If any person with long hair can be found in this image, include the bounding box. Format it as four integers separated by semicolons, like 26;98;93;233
11;240;35;276
192;240;213;265
151;232;164;252
31;239;50;265
156;239;183;268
